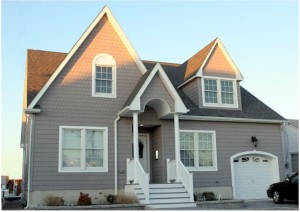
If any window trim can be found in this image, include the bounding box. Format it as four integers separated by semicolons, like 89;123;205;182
58;126;108;173
201;77;238;108
92;54;117;98
179;130;218;171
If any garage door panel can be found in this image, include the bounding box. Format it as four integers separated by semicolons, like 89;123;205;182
233;154;274;200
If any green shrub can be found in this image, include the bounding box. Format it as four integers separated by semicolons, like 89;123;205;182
77;192;92;205
202;192;216;201
44;195;64;206
106;194;117;204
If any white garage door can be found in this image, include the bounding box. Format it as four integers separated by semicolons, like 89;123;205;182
233;155;274;199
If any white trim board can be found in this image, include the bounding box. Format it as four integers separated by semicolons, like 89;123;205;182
180;115;285;124
27;5;147;109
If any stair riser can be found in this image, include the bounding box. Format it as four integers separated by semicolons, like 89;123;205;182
150;193;189;198
146;203;197;209
150;188;186;193
150;198;191;204
149;184;183;188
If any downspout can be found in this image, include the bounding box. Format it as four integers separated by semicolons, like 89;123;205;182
25;114;34;209
114;116;120;195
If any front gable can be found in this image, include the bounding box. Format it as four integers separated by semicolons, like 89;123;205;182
27;6;147;110
120;63;189;118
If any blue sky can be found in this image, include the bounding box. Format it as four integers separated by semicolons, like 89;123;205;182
1;1;299;178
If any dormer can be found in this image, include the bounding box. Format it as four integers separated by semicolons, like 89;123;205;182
179;38;244;110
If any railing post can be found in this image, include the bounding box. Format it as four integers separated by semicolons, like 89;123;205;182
166;158;170;183
189;173;194;202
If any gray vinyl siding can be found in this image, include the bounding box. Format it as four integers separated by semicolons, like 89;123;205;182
140;74;174;112
151;126;164;183
179;121;285;187
181;78;199;106
31;16;143;191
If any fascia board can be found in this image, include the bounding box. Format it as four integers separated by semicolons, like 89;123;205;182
27;6;147;109
180;115;285;124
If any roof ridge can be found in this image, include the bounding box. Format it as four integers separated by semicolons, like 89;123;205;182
142;60;181;67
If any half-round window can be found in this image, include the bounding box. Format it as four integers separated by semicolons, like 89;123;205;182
92;54;117;98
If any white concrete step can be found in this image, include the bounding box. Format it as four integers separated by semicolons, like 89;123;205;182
149;188;186;193
150;192;189;198
146;202;197;209
150;197;191;204
149;183;183;188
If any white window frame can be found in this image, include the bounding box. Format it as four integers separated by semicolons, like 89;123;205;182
92;53;117;98
201;77;238;108
58;126;108;172
179;130;218;171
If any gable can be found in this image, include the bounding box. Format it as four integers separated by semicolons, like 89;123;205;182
140;73;175;112
203;44;236;78
34;13;143;114
27;6;147;109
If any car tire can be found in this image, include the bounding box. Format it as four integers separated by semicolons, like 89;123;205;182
272;190;283;204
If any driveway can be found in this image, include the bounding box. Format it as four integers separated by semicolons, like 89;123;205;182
242;199;298;210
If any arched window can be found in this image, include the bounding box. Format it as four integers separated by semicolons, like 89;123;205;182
92;54;116;98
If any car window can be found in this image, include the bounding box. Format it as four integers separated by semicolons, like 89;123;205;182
291;174;298;184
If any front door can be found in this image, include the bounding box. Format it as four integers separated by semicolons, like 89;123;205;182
138;134;150;173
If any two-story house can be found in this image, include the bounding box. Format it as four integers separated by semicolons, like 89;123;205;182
21;6;285;209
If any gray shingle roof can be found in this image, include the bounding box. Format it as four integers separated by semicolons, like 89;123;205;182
26;49;285;121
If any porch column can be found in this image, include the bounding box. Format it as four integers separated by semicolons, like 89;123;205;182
133;112;139;162
174;113;180;182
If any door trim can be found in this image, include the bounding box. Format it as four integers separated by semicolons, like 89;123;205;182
230;150;280;199
139;133;150;174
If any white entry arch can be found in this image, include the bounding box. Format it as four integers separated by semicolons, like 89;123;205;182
230;150;280;199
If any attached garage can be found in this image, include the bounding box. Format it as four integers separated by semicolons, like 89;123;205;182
231;151;280;200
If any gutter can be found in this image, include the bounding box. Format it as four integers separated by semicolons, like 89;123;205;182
24;108;41;114
180;115;286;124
114;116;120;195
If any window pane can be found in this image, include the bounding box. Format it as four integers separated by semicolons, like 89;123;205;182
205;79;217;91
86;130;103;149
199;150;213;167
95;66;113;94
62;149;81;167
86;150;103;167
180;150;194;167
292;153;298;173
221;80;234;104
62;129;81;148
180;132;195;167
198;132;213;167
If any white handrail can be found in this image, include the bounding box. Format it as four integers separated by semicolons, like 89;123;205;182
126;159;149;204
177;160;194;202
135;160;150;204
166;159;177;183
126;158;135;184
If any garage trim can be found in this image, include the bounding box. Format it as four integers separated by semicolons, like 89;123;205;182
230;150;280;199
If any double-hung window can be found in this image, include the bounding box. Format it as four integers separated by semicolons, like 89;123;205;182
92;54;116;98
180;130;217;171
59;126;108;172
202;78;238;108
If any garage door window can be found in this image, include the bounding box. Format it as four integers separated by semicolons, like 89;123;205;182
180;130;217;171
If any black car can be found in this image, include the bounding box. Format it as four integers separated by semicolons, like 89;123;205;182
267;172;298;203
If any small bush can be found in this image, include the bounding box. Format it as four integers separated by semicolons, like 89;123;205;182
106;194;117;204
77;192;92;205
115;193;139;204
202;192;216;201
44;195;64;206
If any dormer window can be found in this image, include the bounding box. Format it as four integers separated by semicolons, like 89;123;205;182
92;54;116;98
202;77;238;108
